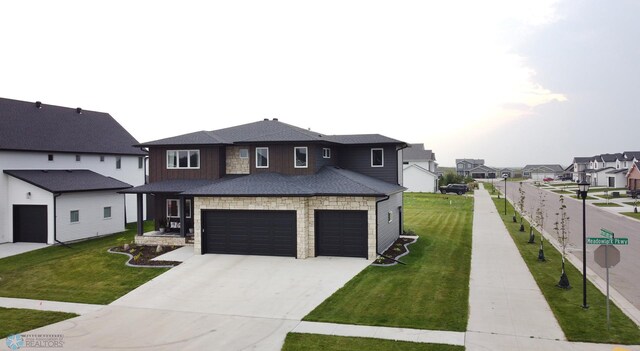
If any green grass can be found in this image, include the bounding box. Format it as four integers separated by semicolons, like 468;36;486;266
593;202;623;207
570;195;598;200
0;307;77;338
0;222;169;305
507;177;527;182
304;193;473;331
623;202;639;206
621;212;640;220
550;183;575;187
551;190;573;194
282;333;463;351
596;194;625;200
492;198;640;344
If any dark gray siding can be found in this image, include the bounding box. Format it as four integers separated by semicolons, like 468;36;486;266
315;144;337;169
377;192;403;252
338;145;399;184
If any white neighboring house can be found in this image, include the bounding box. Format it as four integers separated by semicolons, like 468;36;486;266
522;164;564;181
402;143;438;192
0;98;146;244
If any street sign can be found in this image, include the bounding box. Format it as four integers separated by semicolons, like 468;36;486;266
600;228;614;239
587;237;612;245
594;245;620;268
587;237;629;245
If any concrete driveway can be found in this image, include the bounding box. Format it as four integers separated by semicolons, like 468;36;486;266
30;254;370;350
0;242;48;259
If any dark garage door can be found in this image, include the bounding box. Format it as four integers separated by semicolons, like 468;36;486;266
13;205;47;243
315;210;368;258
203;210;296;257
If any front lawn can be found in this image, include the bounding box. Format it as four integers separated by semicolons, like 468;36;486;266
282;333;463;351
551;190;573;194
621;212;640;220
0;307;77;338
0;222;169;305
304;193;473;331
570;195;598;200
593;202;622;207
492;198;640;344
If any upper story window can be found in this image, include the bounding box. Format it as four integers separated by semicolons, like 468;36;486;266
116;157;122;169
48;154;54;161
100;155;105;162
138;157;144;169
371;148;384;167
457;163;463;169
167;150;200;169
256;147;269;168
594;161;598;169
625;161;629;168
616;161;620;169
75;155;81;162
239;148;249;159
323;148;331;159
294;147;308;168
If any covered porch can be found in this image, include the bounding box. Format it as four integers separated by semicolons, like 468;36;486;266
121;180;212;246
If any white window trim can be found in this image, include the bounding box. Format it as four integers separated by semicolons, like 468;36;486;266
239;148;249;159
388;210;393;223
166;150;201;169
294;146;308;168
371;148;384;167
256;147;269;168
323;148;331;159
166;199;192;219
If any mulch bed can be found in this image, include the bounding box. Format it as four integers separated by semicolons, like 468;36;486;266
110;244;182;267
373;237;417;266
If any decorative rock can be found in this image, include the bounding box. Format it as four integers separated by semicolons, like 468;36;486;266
156;245;163;253
123;243;130;251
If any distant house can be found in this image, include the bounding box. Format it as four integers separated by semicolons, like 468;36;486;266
456;159;484;177
571;157;592;181
586;153;628;187
627;162;640;193
402;143;438;193
0;98;146;245
468;165;497;179
499;168;514;178
522;164;564;181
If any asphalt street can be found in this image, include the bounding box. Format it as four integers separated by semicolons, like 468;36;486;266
494;180;640;311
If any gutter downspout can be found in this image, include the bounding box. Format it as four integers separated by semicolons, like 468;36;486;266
53;193;71;248
375;195;390;259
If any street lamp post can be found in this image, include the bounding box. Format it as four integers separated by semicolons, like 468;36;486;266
578;180;590;309
503;174;508;215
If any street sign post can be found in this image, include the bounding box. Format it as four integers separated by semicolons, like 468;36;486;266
589;228;629;329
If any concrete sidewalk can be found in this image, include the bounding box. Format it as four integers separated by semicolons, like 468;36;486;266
0;297;103;315
467;184;566;349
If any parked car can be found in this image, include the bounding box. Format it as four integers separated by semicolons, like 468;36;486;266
543;177;554;182
439;183;469;195
559;175;573;181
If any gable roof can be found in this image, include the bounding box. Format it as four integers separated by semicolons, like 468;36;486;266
403;163;437;176
0;98;145;156
599;153;624;162
402;144;435;162
624;151;640;161
522;164;564;172
4;169;132;193
572;157;592;163
138;119;405;147
468;165;496;173
456;159;484;165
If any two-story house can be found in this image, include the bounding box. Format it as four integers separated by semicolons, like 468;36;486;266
571;157;592;181
401;143;438;192
456;159;484;177
0;98;146;244
125;119;407;260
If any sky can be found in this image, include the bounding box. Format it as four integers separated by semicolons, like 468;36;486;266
1;1;638;167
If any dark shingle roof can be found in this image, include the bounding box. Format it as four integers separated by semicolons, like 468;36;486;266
573;157;592;163
624;151;640;160
522;164;564;172
0;98;145;155
120;179;220;194
4;170;132;193
600;153;623;162
468;165;497;173
138;119;405;147
403;144;435;161
180;166;405;197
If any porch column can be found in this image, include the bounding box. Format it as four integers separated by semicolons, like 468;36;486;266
179;196;186;237
136;193;143;236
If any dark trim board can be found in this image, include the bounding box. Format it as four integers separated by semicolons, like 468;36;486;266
315;210;368;258
201;209;297;257
13;205;48;243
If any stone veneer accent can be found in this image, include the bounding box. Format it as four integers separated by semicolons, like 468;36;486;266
134;235;187;246
225;146;250;174
194;196;377;259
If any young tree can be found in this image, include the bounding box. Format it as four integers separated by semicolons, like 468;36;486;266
533;189;547;260
517;182;526;231
555;195;571;289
